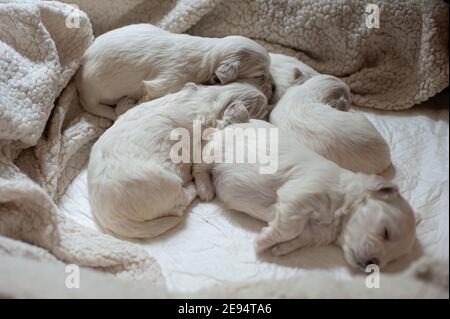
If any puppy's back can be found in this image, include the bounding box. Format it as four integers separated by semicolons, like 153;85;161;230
270;83;391;175
88;146;189;238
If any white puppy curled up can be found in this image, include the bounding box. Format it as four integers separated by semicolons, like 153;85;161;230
76;24;273;121
270;74;391;174
269;53;319;105
194;120;416;270
88;83;268;239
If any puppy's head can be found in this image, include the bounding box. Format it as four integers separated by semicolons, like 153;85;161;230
291;74;351;111
213;36;273;100
216;82;269;120
339;176;417;270
269;53;318;104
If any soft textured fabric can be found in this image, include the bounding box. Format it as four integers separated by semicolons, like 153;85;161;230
60;103;449;294
0;0;163;285
64;0;448;110
0;254;447;298
1;0;448;297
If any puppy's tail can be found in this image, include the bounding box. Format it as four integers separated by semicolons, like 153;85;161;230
88;157;197;239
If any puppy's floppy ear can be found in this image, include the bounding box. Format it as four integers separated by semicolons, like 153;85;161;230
240;91;268;119
222;101;250;124
368;177;399;199
329;96;350;111
323;81;351;111
214;60;240;84
292;68;304;84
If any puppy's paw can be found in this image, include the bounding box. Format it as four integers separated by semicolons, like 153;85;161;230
270;240;301;256
255;226;276;254
270;245;288;257
116;97;137;116
194;173;215;202
196;181;215;202
183;182;198;203
138;94;151;104
270;236;307;256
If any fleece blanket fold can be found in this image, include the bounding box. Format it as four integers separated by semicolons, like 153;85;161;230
66;0;448;110
0;0;448;297
0;254;448;298
0;0;164;285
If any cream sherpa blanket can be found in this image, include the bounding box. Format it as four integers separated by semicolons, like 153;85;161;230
67;0;448;110
0;0;448;298
0;0;163;285
0;255;448;298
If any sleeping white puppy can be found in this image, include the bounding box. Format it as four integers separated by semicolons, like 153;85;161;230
269;53;319;105
76;24;273;121
194;120;416;270
88;83;268;239
270;74;392;175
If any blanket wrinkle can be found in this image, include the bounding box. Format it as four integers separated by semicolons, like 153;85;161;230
186;0;448;110
1;0;164;285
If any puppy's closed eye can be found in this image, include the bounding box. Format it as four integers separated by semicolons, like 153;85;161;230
211;74;221;84
383;228;390;241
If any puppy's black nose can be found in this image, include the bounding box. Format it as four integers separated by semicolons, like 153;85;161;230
271;83;276;93
365;258;380;267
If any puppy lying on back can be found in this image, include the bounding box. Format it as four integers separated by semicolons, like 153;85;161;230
194;120;416;270
269;53;319;104
270;74;391;175
88;83;268;239
76;24;273;120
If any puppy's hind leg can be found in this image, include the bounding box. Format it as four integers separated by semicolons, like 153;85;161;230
80;96;118;121
124;182;197;239
115;96;137;116
142;76;179;101
183;182;198;205
172;182;198;215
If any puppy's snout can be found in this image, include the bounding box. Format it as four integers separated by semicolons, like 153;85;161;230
364;258;380;268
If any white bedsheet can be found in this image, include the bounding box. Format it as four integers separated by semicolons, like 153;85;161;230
59;104;449;293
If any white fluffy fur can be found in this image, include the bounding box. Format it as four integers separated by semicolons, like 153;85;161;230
195;120;416;270
270;74;392;174
76;24;273;120
88;83;268;239
269;53;319;105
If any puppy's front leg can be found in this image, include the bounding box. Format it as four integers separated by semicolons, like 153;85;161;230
255;180;315;253
192;163;215;201
270;235;310;256
255;204;308;253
